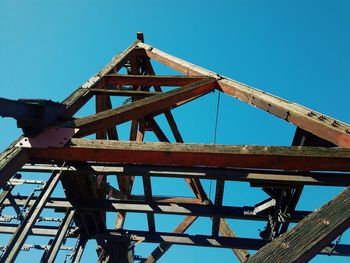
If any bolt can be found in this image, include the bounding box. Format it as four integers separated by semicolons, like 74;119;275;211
318;115;326;121
331;120;340;127
308;111;316;117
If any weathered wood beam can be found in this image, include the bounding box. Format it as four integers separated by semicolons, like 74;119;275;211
103;74;205;86
29;140;350;171
0;147;29;189
65;78;216;137
246;187;350;263
137;43;350;148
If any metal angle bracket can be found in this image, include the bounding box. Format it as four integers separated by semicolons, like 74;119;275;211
15;127;79;148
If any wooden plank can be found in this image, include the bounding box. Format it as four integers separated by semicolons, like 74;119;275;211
137;42;350;148
246;187;350;263
65;78;217;137
0;147;29;188
29;139;350;171
103;74;205;86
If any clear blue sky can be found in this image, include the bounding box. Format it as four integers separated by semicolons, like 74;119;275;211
1;1;350;262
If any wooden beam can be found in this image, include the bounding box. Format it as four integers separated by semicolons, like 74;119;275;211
66;78;217;137
29;139;350;171
103;74;205;86
137;43;350;148
0;147;29;189
246;187;350;263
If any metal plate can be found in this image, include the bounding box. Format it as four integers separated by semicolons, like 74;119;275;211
15;127;78;148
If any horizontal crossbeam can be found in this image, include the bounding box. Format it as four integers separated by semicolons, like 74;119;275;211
28;140;350;171
103;74;205;86
90;89;162;97
21;164;350;186
0;224;347;257
1;196;309;222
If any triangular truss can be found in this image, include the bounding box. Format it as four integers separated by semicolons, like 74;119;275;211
0;32;350;262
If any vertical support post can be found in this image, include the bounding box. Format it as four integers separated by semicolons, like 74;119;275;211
143;175;156;232
0;169;63;263
212;179;225;236
136;32;144;43
41;209;75;263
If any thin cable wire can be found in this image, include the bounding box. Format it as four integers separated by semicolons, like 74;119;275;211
209;91;221;200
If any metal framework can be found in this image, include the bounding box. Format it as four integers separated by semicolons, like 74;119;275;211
0;32;350;262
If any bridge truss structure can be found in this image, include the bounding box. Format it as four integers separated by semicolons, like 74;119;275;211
1;33;350;262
